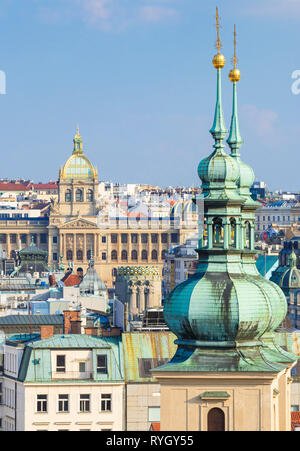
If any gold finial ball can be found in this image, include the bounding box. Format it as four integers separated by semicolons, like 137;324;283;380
212;53;225;69
229;68;241;82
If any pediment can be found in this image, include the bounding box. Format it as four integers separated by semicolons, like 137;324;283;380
59;217;98;229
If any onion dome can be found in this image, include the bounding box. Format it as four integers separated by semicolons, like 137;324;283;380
280;251;300;290
164;264;287;346
280;267;300;290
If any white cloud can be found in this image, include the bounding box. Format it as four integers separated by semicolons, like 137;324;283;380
245;0;300;17
241;104;278;135
140;5;177;23
80;0;112;21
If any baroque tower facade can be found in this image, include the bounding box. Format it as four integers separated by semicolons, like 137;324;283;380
153;12;298;431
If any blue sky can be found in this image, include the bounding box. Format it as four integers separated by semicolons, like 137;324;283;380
0;0;299;190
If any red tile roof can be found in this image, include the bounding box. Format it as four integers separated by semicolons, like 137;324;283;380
0;183;30;191
150;422;160;431
29;183;58;190
63;274;82;287
291;412;300;431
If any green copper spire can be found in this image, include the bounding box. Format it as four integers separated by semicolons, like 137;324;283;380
210;68;228;145
227;25;242;156
227;81;243;156
210;8;228;148
198;9;240;201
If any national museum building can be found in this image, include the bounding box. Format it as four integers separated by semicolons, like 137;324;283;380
0;129;196;287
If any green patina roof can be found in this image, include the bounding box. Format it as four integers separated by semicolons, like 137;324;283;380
30;334;119;349
19;334;124;383
256;255;279;277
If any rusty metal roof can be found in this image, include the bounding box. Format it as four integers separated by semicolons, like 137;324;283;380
122;331;177;382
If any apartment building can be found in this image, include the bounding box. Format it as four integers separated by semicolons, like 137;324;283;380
0;331;124;431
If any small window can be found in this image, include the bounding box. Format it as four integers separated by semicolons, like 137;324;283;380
161;233;168;244
111;234;118;244
102;236;107;243
76;189;83;202
66;250;73;261
151;250;158;260
53;253;58;261
292;405;300;412
56;355;66;373
97;355;107;374
102;252;107;261
77;250;83;261
141;234;148;244
131;250;138;260
79;362;86;373
148;406;160;422
87;189;94;202
131;234;138;244
121;234;128;244
58;395;69;413
151;234;158;244
101;394;112;412
65;190;72;202
171;233;179;244
80;394;90;413
37;395;47;413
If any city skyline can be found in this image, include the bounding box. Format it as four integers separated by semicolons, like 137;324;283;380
0;0;299;190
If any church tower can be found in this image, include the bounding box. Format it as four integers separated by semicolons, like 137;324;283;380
153;11;298;431
58;128;98;217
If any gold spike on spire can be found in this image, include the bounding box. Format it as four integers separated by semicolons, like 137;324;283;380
212;7;225;69
229;24;241;82
215;7;221;53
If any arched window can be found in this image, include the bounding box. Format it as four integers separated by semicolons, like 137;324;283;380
131;250;138;260
121;250;128;261
213;217;224;247
65;189;72;202
76;189;83;202
230;218;237;247
245;221;251;249
87;189;94;202
142;250;148;260
76;250;83;261
207;408;225;432
151;250;158;260
66;250;73;261
111;250;117;260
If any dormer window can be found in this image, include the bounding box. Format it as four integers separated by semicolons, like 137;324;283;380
56;355;66;373
97;355;107;374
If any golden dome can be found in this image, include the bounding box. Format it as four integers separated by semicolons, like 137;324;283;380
212;53;225;69
229;67;241;82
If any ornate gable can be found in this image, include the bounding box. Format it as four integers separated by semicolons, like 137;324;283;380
59;217;98;230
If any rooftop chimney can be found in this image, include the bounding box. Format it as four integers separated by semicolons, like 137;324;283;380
41;325;54;340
